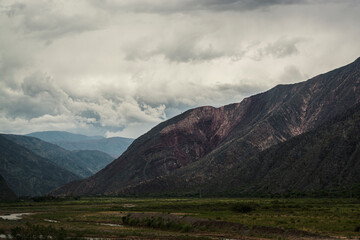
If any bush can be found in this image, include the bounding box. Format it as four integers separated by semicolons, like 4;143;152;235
232;203;255;213
9;222;83;240
181;223;192;232
121;214;194;232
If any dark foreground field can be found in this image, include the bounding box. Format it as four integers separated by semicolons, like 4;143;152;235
0;197;359;239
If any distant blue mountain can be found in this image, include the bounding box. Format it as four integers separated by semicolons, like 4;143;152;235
54;137;134;158
3;134;114;178
27;131;104;142
27;131;134;158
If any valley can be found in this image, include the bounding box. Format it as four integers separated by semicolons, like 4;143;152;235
0;197;359;239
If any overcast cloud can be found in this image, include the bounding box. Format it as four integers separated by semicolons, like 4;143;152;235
0;0;359;138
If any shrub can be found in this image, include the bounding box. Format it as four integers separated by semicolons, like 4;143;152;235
232;203;255;213
9;222;83;240
181;223;192;232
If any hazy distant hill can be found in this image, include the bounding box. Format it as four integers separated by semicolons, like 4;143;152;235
0;135;79;196
27;131;104;142
53;57;360;197
54;137;134;158
28;131;133;158
2;134;114;177
0;174;17;201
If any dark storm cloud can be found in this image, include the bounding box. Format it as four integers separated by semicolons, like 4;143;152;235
3;2;26;17
0;72;67;119
127;44;225;63
91;0;307;14
125;36;243;63
215;82;265;97
195;0;307;12
22;15;101;43
248;38;305;61
125;36;301;63
0;95;55;119
79;110;101;122
262;38;303;58
279;65;307;83
1;1;103;43
21;73;58;98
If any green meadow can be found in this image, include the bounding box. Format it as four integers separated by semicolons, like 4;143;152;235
0;197;359;239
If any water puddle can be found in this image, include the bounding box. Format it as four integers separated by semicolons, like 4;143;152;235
44;219;59;223
98;223;123;227
0;213;32;220
84;238;112;240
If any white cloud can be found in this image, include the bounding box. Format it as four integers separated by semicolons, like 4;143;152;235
0;0;359;138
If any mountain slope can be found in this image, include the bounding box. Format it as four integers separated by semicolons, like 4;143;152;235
0;174;17;201
0;135;79;196
2;134;114;177
53;57;360;196
224;103;360;195
112;103;360;197
71;150;115;174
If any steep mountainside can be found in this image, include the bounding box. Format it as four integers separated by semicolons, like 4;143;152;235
224;103;360;195
28;131;133;158
0;135;79;196
53;137;133;158
53;57;360;196
127;104;360;196
231;105;360;193
2;134;114;177
27;131;104;142
0;174;17;201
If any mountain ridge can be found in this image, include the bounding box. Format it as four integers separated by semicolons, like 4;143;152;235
122;102;360;196
52;57;360;196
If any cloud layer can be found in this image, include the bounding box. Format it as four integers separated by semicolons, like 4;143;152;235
1;0;359;138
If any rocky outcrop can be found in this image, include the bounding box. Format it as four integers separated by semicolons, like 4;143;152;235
53;57;360;196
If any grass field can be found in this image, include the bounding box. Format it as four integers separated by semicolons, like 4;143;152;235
0;197;359;239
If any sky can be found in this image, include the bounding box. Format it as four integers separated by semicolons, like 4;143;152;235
0;0;359;138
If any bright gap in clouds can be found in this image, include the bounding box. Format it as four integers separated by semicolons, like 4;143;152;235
0;0;359;138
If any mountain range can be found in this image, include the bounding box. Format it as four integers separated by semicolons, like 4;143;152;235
2;134;114;178
0;135;80;196
52;57;360;197
27;131;133;158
